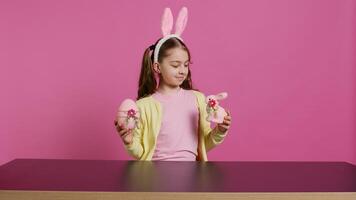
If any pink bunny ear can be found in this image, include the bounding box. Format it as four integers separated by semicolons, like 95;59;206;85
161;8;174;36
175;7;188;36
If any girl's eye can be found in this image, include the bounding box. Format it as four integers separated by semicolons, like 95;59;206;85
171;64;189;68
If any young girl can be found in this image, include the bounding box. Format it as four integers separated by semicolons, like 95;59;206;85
114;7;232;161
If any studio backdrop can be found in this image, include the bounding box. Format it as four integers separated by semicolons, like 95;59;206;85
0;0;355;165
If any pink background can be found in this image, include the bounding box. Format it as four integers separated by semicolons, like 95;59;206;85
1;0;355;166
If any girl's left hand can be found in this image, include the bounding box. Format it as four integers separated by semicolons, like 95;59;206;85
217;110;232;133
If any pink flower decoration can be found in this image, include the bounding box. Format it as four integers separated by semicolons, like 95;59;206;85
208;99;216;108
127;109;136;118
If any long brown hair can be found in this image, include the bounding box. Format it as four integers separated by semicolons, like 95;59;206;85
137;37;194;100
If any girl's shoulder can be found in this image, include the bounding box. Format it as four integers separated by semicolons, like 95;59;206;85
190;89;204;97
190;89;206;102
136;95;156;106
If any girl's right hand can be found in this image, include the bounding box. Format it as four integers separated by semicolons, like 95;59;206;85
114;120;133;145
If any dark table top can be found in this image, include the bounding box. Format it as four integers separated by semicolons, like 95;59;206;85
0;159;355;192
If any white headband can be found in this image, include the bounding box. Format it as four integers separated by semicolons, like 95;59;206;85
153;7;188;64
153;34;183;63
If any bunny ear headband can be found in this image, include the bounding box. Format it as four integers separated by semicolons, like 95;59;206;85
153;7;188;64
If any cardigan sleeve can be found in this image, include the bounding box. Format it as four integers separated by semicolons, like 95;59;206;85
195;91;229;152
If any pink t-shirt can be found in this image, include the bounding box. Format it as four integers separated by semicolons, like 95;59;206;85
151;88;199;161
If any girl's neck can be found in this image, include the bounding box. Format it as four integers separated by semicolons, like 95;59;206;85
156;84;182;95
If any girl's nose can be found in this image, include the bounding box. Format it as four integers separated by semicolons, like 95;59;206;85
178;66;185;74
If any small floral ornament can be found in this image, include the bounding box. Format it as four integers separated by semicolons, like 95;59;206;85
127;109;136;118
125;109;139;129
117;99;140;130
208;99;218;110
206;99;219;117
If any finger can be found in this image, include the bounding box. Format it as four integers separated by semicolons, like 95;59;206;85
122;136;133;145
223;117;231;123
116;124;123;132
119;128;129;136
123;139;132;145
226;110;231;116
219;120;229;126
117;123;124;130
217;125;227;132
121;129;132;138
118;129;125;136
219;124;230;130
224;115;232;120
223;120;231;126
121;131;130;138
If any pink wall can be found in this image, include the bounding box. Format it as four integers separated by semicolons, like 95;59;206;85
0;0;355;166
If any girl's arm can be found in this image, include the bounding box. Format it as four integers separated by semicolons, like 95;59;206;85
202;113;229;152
123;107;145;160
124;128;144;159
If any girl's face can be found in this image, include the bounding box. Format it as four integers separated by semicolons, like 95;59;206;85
154;47;190;88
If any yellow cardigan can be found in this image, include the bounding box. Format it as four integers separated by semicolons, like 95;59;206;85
124;90;228;161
